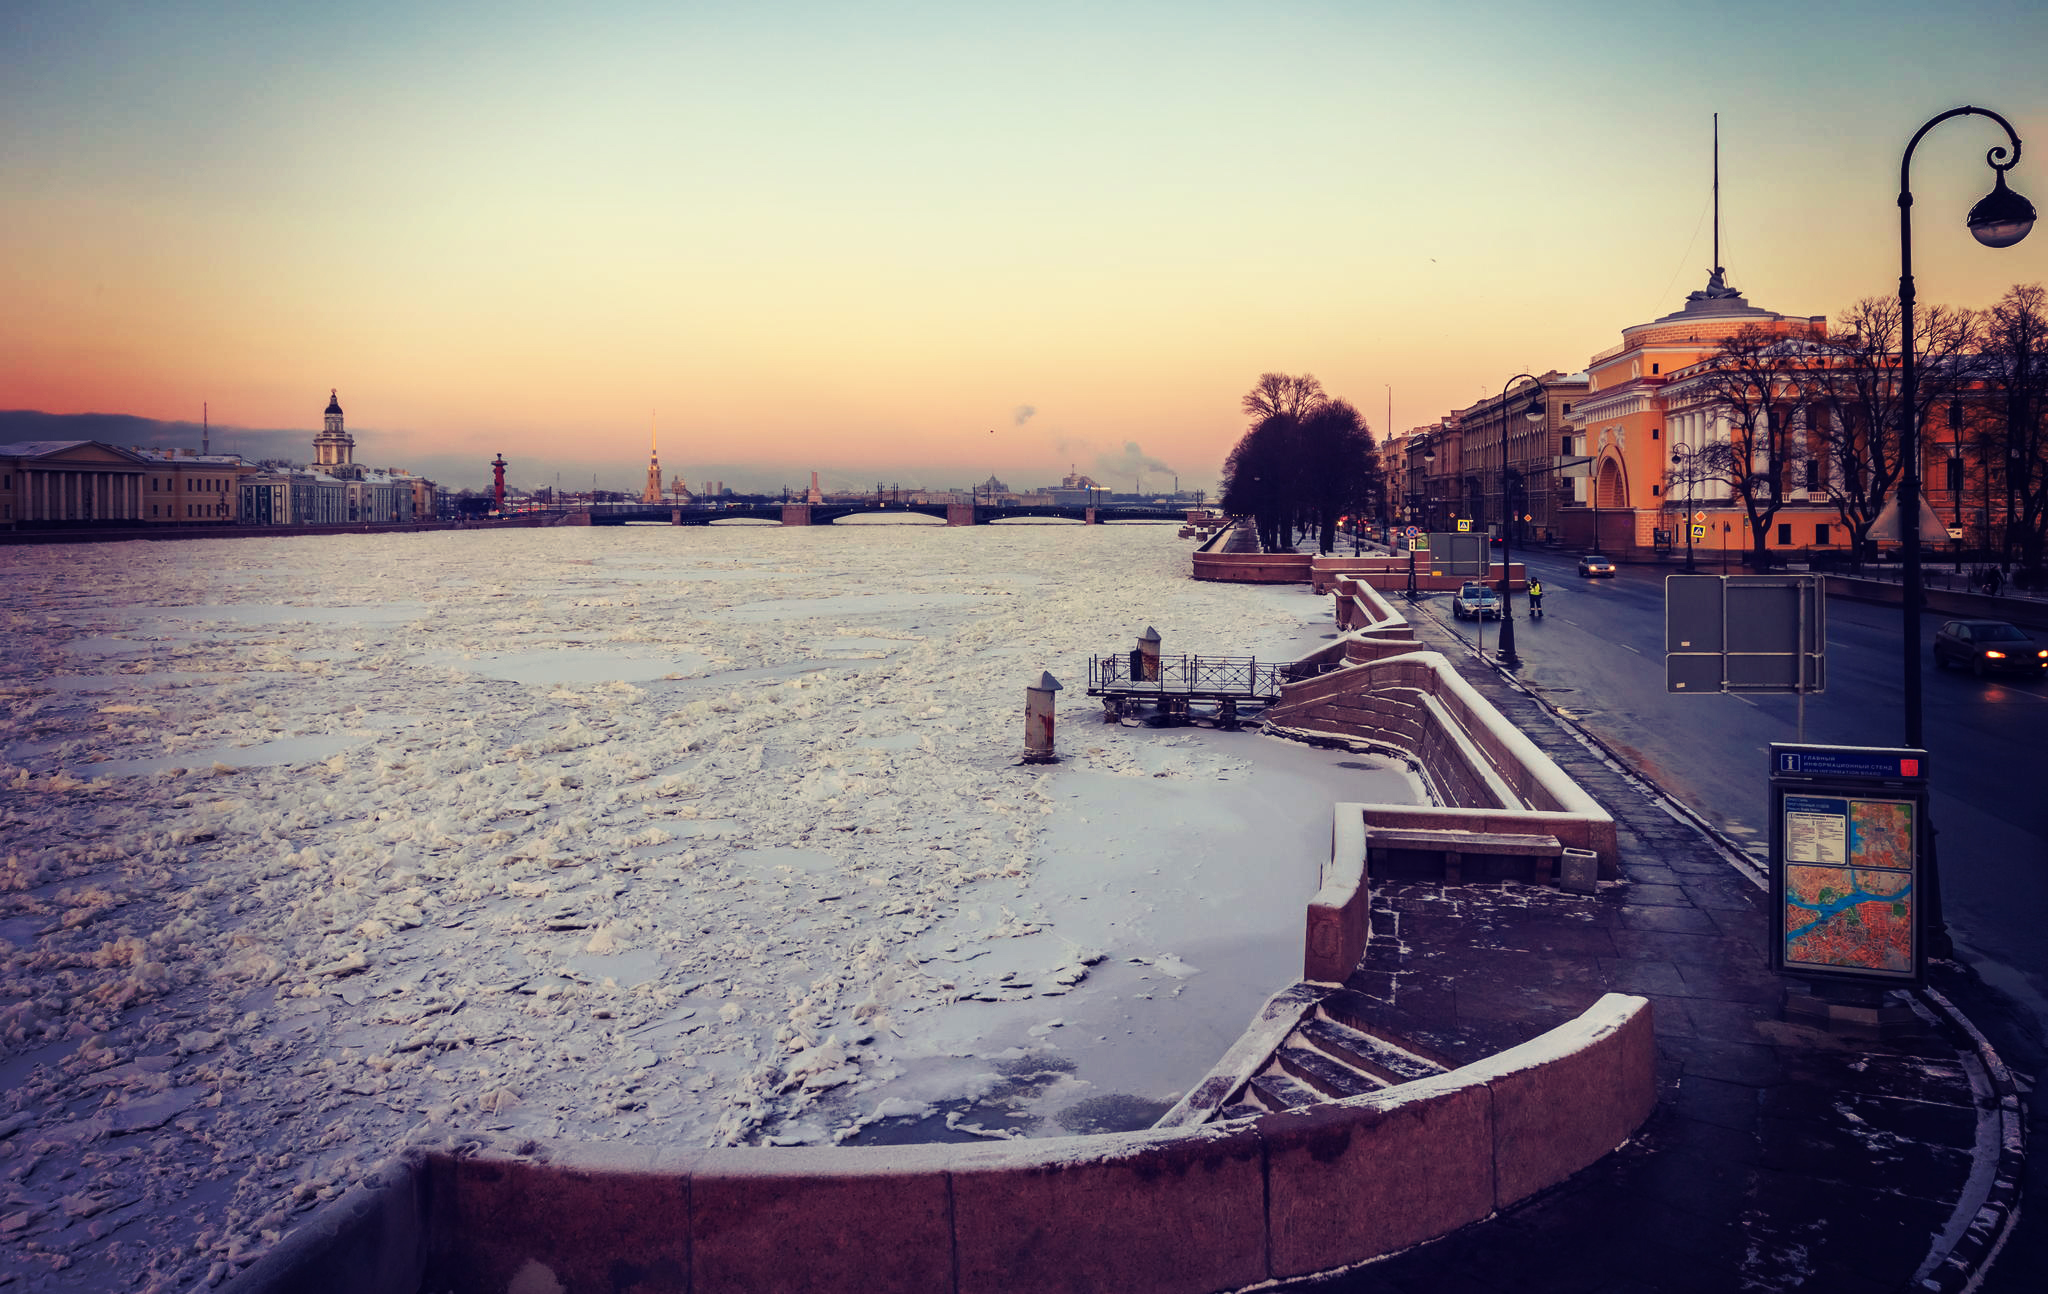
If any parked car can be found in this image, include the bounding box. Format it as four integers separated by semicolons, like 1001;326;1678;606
1577;553;1617;577
1452;582;1500;620
1932;619;2048;677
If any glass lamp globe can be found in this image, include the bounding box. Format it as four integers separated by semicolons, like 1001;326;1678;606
1967;171;2036;249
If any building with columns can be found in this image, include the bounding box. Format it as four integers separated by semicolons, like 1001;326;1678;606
1562;269;1829;555
0;441;151;527
239;390;431;526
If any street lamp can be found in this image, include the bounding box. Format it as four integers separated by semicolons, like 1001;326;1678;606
1494;375;1547;669
1671;444;1705;573
1947;395;1966;574
1896;106;2033;965
1897;106;2034;750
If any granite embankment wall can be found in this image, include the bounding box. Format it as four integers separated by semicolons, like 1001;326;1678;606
1269;575;1617;873
1187;541;1526;591
226;995;1654;1294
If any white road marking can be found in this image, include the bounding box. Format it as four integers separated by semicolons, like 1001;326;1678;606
1733;694;1760;708
1620;643;1641;654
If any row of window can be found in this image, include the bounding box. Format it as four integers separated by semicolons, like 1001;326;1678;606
147;476;232;492
147;504;229;518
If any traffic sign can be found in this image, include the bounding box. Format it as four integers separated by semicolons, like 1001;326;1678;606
1403;526;1419;538
1456;519;1472;532
1946;526;1964;540
1693;511;1706;524
1691;524;1707;540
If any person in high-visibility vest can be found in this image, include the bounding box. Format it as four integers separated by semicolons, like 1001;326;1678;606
1528;577;1545;617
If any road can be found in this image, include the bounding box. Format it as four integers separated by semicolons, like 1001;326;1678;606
1422;548;2048;1289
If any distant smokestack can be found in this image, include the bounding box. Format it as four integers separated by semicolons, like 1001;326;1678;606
202;402;209;456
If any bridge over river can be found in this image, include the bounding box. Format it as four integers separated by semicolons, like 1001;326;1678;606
571;501;1193;527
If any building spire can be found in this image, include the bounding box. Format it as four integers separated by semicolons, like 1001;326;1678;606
1688;113;1743;303
644;410;663;504
1712;111;1721;283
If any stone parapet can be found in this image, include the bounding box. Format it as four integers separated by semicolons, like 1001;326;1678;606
225;998;1654;1294
1190;550;1314;583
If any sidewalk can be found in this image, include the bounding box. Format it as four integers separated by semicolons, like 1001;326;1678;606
1286;606;2024;1293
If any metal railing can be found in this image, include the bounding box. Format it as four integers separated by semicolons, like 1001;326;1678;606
1088;653;1304;699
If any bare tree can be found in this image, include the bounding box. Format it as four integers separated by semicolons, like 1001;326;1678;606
1806;297;1978;561
1692;326;1812;570
1240;373;1328;424
1980;283;2048;579
1222;376;1382;553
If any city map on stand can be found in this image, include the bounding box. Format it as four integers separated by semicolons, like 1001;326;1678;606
1781;795;1916;974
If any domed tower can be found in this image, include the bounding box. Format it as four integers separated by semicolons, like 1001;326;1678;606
314;389;355;471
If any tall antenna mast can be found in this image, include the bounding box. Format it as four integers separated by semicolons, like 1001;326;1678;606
202;402;209;456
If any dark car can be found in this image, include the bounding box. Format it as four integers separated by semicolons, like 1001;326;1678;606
1932;619;2048;676
1577;553;1616;577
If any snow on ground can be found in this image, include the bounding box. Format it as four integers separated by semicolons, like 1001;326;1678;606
0;521;1417;1290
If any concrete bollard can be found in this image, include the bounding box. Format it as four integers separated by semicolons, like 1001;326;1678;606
1559;847;1599;895
1137;626;1161;682
1023;672;1062;764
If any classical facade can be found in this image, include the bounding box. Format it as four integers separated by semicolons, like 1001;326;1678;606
1562;270;1829;554
236;391;432;526
0;441;150;527
1451;371;1590;546
0;440;260;528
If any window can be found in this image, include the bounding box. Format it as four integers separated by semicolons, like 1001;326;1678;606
152;505;158;517
1651;427;1660;440
1561;404;1571;415
1816;524;1831;545
1805;461;1821;490
1651;364;1660;375
1776;523;1792;545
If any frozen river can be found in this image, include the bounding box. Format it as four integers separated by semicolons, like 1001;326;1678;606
0;521;1417;1290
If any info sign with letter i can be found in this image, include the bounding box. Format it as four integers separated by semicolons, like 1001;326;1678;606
1767;744;1928;988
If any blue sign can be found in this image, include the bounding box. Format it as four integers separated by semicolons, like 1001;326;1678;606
1771;744;1926;782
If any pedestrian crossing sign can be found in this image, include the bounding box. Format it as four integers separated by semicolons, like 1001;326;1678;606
1456;519;1471;532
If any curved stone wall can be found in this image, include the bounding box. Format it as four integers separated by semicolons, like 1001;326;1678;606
226;996;1653;1294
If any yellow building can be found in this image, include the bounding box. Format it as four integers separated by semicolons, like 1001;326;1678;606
1564;269;1827;555
0;441;151;527
134;448;255;523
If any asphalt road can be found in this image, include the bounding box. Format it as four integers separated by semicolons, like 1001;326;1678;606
1424;548;2048;1289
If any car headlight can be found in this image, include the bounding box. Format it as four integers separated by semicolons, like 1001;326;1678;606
1985;650;2007;659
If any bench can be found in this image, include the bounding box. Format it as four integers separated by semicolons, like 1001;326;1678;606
1365;826;1565;884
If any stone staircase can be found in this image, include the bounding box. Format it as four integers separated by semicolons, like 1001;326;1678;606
1187;989;1456;1124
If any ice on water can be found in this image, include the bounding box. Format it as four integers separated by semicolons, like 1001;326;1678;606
0;524;1415;1290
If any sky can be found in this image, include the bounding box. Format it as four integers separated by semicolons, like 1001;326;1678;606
5;0;2048;493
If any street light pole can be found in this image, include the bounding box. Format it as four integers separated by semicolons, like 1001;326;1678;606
1895;106;2034;966
1672;445;1700;573
1948;396;1966;575
1897;106;2034;749
1495;374;1546;669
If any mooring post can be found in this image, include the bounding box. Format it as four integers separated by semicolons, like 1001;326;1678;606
1023;671;1062;763
1137;626;1161;681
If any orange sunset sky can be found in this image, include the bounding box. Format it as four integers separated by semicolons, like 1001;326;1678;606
5;1;2048;492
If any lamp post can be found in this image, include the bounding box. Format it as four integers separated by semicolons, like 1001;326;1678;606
1897;107;2034;965
1671;443;1705;573
1896;106;2034;750
1947;396;1966;574
1494;375;1546;669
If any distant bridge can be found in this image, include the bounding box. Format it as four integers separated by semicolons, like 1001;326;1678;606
571;501;1193;527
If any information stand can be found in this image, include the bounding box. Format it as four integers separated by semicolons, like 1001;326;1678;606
1768;744;1928;995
